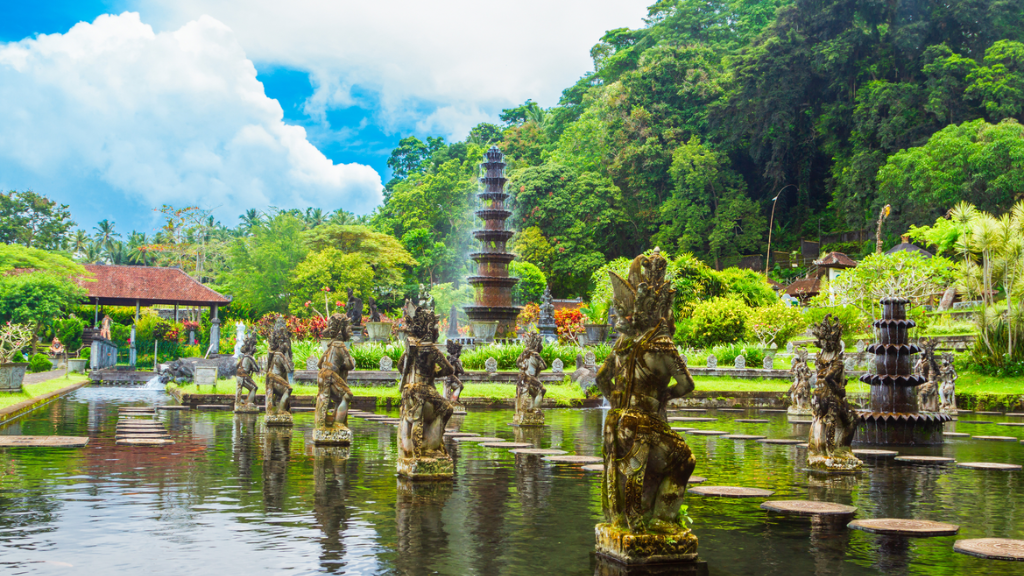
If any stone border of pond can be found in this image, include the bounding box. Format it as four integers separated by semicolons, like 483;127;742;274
0;379;90;428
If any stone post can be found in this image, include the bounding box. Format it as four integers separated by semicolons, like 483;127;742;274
209;305;220;356
129;325;137;368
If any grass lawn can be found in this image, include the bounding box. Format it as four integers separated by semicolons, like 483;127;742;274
956;372;1024;395
0;373;89;411
170;378;589;406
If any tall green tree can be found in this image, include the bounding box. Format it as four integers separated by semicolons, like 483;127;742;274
0;191;75;250
221;213;308;316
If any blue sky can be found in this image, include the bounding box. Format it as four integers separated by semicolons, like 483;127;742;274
0;1;648;233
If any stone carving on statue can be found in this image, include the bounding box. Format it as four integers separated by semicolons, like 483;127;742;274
368;297;381;322
485;357;498;374
513;333;547;426
314;314;355;445
786;341;794;354
916;338;941;412
444;340;466;415
788;349;812;416
807;315;861;472
417;283;435;310
345;288;363;330
939;352;958;414
551;358;563;374
763;355;773;370
234;332;260;413
734;355;745;369
594;248;700;565
538;285;557;341
264;318;295;426
707;354;717;369
306;356;318;371
99;315;112;340
380;355;394;371
397;300;455;479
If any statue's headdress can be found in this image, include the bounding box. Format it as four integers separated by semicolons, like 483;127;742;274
523;331;542;353
609;248;675;335
270;317;289;351
446;339;462;357
325;313;351;340
811;314;843;355
241;332;257;355
405;302;439;343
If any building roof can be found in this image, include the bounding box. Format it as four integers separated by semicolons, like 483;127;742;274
79;265;231;307
814;251;858;269
784;277;821;298
886;242;934;258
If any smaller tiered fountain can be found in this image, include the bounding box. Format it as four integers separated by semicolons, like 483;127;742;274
857;297;950;444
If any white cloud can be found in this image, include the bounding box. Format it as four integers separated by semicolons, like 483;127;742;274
129;0;651;138
0;12;383;219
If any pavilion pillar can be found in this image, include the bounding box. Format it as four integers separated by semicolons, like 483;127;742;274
209;305;220;356
130;299;139;369
135;300;140;323
173;303;179;322
94;299;99;328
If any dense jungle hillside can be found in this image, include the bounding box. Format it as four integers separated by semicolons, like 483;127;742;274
373;0;1024;298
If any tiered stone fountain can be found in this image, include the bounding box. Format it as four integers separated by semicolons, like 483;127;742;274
856;297;950;444
464;146;520;338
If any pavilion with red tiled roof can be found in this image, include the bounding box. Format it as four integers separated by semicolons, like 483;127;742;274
78;265;231;356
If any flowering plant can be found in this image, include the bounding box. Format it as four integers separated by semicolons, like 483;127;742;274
555;306;588;345
1;322;33;363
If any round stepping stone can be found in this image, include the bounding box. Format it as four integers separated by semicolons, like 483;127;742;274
853;449;899;457
997;422;1024;427
452;436;504;443
689;476;707;484
543;455;603;464
956;462;1022;471
687;430;728;436
954;538;1024;561
724;434;766;440
758;438;804;445
973;436;1019;442
894;456;955;464
735;419;769;423
960;420;993;424
690;485;774;498
479;442;533;448
510;448;568;456
760;500;857;517
718;408;744;412
668;417;717;423
443;432;479;438
848;518;959;537
582;464;603;472
943;432;970;437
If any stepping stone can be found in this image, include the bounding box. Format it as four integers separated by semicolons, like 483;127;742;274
292;407;314;412
452;436;505;443
1006;413;1024;417
956;462;1022;471
735;419;769;423
954;538;1024;561
479;442;533;448
119;407;154;412
116;435;170;441
674;408;707;413
718;408;745;412
796;443;809;449
689;476;707;484
973;436;1019;442
943;432;970;437
894;456;955;464
156;405;189;411
996;422;1024;427
724;434;766;440
853;449;899;457
115;430;167;435
443;432;479;438
672;427;695;432
760;409;788;413
196;405;230;410
689;486;774;498
687;430;728;436
0;436;89;448
848;518;959;537
788;419;813;424
668;417;717;422
976;411;1003;415
761;500;857;517
960;420;993;424
509;448;568;456
116;439;175;446
543;455;603;464
758;438;804;445
582;464;603;472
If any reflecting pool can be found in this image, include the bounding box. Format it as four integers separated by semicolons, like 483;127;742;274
1;387;1022;575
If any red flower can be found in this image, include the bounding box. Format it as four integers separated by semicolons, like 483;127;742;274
304;301;311;307
336;301;343;307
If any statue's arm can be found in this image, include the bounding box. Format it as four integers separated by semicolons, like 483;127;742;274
341;346;356;371
595;355;615;399
667;351;695;398
433;349;455;378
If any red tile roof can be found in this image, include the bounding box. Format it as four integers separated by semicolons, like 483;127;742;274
79;265;230;307
784;277;821;298
814;251;858;268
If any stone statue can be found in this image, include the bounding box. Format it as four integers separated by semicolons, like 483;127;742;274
159;358;194;384
446;304;460;339
444;340;466;414
345;288;363;329
939;352;958;414
314;313;355;445
49;337;64;358
368;297;381;322
570;353;596;389
595;249;700;566
234;332;260;413
807;314;861;471
788;349;812;416
513;332;547;426
538;285;557;341
264;318;294;426
397;300;456;479
417;283;435;310
99;315;112;340
234;321;246;358
916;338;941;412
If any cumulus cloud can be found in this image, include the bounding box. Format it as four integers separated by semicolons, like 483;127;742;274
130;0;650;138
0;12;383;220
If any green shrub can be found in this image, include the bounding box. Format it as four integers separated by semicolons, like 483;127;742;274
746;304;807;348
510;260;547;305
79;348;90;361
687;297;749;347
715;268;776;308
707;343;765;368
28;353;52;373
804;305;866;347
54;316;84;354
350;342;405;370
110;323;131;343
460;342;610;371
10;350;26;363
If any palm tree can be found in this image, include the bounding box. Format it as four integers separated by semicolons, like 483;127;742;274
104;239;127;265
71;230;90;257
84;241;103;264
93;219;120;252
239;209;263;234
127;232;151;265
305;207;326;228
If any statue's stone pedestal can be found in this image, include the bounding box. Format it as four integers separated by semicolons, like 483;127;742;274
452;402;467;415
234;402;259;414
397;456;453;480
513;410;545;427
595;524;703;570
787;406;811;417
265;411;293;427
313;425;353;445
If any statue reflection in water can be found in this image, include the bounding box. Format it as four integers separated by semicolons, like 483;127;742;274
394;478;453;574
262;426;292;511
313;445;351;567
232;413;258;483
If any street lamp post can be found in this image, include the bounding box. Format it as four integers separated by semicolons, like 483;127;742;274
765;185;796;280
